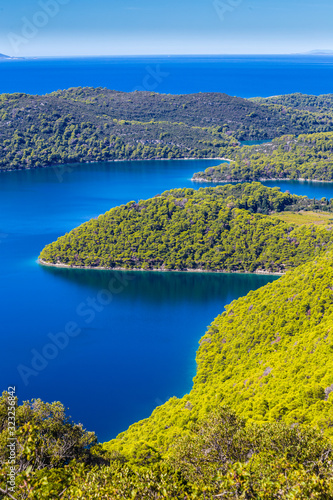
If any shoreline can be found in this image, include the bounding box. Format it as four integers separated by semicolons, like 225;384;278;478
38;259;284;276
191;176;333;183
0;157;229;174
3;158;333;184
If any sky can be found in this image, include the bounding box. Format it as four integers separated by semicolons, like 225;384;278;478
1;0;333;57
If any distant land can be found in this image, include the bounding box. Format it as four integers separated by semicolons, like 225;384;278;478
304;49;333;55
2;52;333;60
0;53;25;60
2;88;333;172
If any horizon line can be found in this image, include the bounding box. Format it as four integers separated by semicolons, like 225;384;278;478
3;51;333;59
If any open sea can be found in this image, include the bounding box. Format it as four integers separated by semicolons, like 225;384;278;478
1;56;333;441
1;55;333;97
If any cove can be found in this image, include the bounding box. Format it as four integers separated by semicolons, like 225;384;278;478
2;159;333;441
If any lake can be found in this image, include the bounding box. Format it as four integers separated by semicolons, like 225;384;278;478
2;159;333;441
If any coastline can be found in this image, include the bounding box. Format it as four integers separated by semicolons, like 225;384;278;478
38;258;285;276
3;157;333;185
191;176;333;183
0;157;229;174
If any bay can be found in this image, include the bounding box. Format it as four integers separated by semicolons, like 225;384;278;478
0;159;271;442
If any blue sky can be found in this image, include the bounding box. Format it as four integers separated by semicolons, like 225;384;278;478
1;0;333;57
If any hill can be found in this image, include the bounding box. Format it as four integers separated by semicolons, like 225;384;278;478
2;88;333;170
39;183;333;274
53;87;328;138
251;92;333;113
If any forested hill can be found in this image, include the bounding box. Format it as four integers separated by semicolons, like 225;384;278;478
105;251;333;460
39;183;333;274
193;131;333;182
2;88;333;170
251;92;333;113
52;87;330;136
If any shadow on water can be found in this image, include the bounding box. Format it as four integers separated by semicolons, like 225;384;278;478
41;265;280;305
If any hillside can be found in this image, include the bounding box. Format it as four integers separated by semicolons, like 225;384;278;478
53;87;331;138
251;92;333;113
193;131;333;182
39;183;333;274
105;251;333;459
2;390;333;498
2;88;333;170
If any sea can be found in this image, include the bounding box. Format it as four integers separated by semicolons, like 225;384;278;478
1;55;333;97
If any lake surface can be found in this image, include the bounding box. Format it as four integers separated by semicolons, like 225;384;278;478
2;55;333;97
2;159;333;441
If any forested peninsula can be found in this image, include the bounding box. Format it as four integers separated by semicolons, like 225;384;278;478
2;89;333;170
39;183;333;274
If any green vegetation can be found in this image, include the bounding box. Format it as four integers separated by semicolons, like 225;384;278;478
193;131;333;182
2;88;333;170
271;210;333;227
0;396;98;472
9;88;333;497
251;92;333;113
34;181;333;497
2;394;333;498
39;183;333;274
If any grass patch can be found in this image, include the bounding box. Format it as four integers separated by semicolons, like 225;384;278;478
271;210;333;227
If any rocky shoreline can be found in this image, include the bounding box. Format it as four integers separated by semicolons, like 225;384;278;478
38;259;284;276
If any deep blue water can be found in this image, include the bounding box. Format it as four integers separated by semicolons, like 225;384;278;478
2;159;333;441
2;55;333;97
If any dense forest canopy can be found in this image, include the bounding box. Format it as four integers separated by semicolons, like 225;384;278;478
2;393;333;498
251;92;333;113
193;131;333;182
39;183;333;274
2;88;333;170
